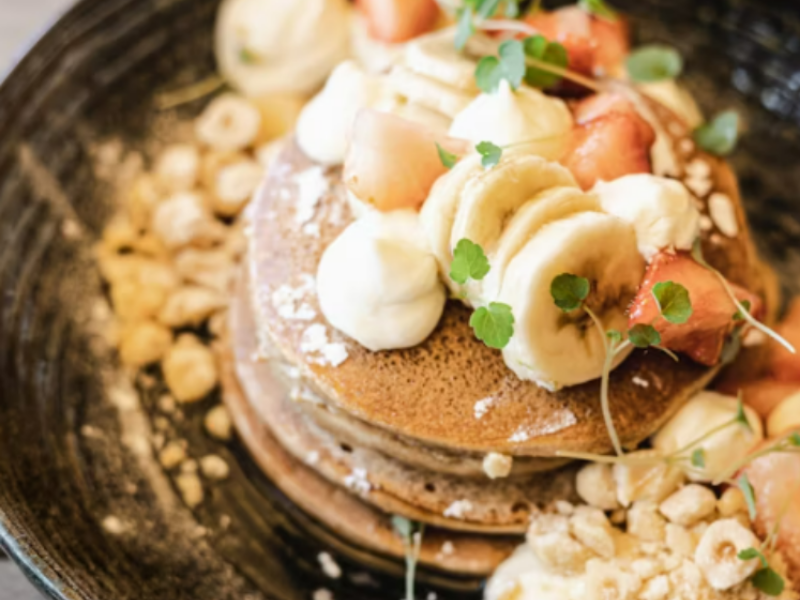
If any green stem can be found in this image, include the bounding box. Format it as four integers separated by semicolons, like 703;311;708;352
693;242;795;355
555;450;662;465
712;433;796;486
665;418;738;460
154;75;225;111
585;306;624;456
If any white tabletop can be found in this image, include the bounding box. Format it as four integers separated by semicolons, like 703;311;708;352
0;3;73;597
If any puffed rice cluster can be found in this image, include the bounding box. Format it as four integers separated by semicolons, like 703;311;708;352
517;457;798;600
95;90;304;507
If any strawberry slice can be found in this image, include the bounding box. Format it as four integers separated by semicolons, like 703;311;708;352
525;7;630;77
744;450;800;584
590;17;630;75
573;92;656;148
770;297;800;383
560;112;653;190
628;251;762;366
356;0;440;44
344;109;468;212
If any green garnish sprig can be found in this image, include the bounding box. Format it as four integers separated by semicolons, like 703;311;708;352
436;143;459;169
392;516;425;600
476;141;503;168
738;547;786;597
692;239;795;355
550;274;692;456
454;0;521;50
626;45;683;83
693;110;740;157
449;239;516;350
578;0;617;20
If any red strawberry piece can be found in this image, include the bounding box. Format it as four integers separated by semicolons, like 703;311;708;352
560;112;653;190
770;297;800;383
355;0;440;44
573;92;656;148
628;251;762;366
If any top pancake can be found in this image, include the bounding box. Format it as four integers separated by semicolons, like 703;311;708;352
246;105;767;457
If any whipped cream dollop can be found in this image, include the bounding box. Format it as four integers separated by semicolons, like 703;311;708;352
594;174;701;261
215;0;351;97
486;546;585;600
653;391;764;483
449;80;573;159
317;210;446;352
296;61;386;165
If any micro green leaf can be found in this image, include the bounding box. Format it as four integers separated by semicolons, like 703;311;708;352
626;45;683;83
476;141;503;169
578;0;618;20
691;448;706;469
628;324;662;348
475;56;504;93
455;6;475;51
606;330;623;345
498;39;527;89
476;0;502;19
475;40;528;92
392;515;414;538
789;432;800;447
752;567;785;597
734;299;752;321
523;35;568;88
505;0;520;18
738;473;758;521
693;111;740;157
738;547;768;568
652;281;693;325
436;143;458;169
470;302;515;349
735;393;753;432
239;47;260;64
551;274;590;312
450;239;491;285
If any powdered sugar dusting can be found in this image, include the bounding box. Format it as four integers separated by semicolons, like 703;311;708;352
443;499;473;519
508;408;577;442
271;274;316;321
343;468;372;495
473;396;495;420
294;167;329;225
632;376;650;388
300;324;349;367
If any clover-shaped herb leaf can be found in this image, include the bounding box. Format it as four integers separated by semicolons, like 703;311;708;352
653;281;693;325
470;302;515;349
450;239;491;285
626;45;683;83
551;274;590;312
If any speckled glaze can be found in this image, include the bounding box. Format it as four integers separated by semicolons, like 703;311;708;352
0;0;799;599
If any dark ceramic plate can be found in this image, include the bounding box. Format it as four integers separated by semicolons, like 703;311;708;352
0;0;800;599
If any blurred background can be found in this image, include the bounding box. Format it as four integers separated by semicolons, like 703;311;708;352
0;2;66;596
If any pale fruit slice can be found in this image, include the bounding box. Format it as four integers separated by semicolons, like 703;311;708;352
745;450;800;580
405;28;479;93
498;212;644;390
356;0;440;44
344;109;469;212
481;187;602;300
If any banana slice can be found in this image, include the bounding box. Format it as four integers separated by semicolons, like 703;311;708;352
498;212;644;390
449;155;577;258
420;152;486;272
482;187;602;299
385;65;476;119
405;28;480;93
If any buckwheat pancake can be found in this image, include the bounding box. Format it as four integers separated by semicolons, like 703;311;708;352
243;102;769;458
228;276;579;533
217;340;521;576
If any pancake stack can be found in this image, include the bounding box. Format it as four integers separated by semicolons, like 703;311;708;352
222;99;772;574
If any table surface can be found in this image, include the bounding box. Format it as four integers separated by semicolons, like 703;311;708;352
0;3;73;598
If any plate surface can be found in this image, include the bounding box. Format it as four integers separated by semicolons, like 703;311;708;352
0;0;799;599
